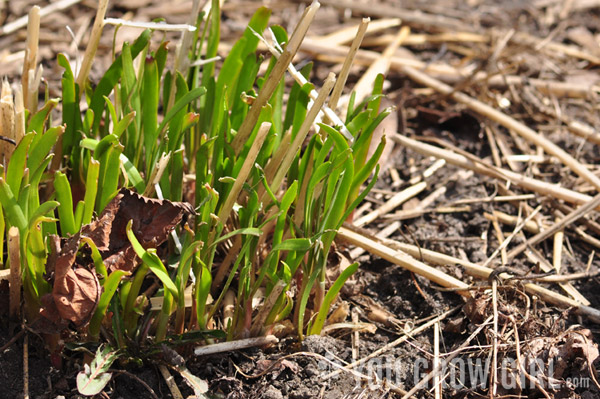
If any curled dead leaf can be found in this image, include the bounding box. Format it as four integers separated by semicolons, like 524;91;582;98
39;188;195;331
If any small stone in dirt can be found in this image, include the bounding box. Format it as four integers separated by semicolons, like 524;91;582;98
261;385;284;399
305;363;320;377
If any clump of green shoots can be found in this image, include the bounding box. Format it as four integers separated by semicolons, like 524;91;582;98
1;0;391;363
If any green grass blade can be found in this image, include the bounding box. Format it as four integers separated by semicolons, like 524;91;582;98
88;270;130;339
308;262;359;335
27;125;64;172
89;30;151;134
27;99;59;134
54;171;77;236
6;133;34;198
0;177;27;232
27;201;59;231
126;220;179;301
157;87;206;144
58;53;82;158
141;56;159;173
82;158;100;225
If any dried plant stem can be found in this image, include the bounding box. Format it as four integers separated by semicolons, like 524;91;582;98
355;181;426;227
398;65;600;191
340;225;600;323
484;75;600;99
490;278;499;398
318;0;467;32
351;25;410;106
553;214;564;273
22;6;40;111
8;227;21;320
218;122;271;224
222;290;236;329
325;306;457;378
255;28;352;140
250;280;286;336
266;73;336;195
312;18;400;46
194;335;278;356
0;81;15;164
0;0;82;36
481;206;542;269
349;221;400;258
328;18;370;112
338;227;470;293
76;0;109;94
354;159;445;226
158;365;184;399
13;87;25;144
103;19;196;31
361;31;488;47
507;192;600;260
301;37;467;78
512;31;600;64
392;134;593;206
212;236;242;292
400;316;494;399
522;247;589;305
231;1;320;154
484;210;541;234
168;0;204;113
433;321;441;399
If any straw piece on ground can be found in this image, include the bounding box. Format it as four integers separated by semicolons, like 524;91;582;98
391;133;593;206
0;0;83;36
311;18;400;46
339;225;600;323
349;25;410;106
75;0;109;94
324;307;457;378
397;65;600;191
194;335;278;356
338;227;470;294
506;192;600;260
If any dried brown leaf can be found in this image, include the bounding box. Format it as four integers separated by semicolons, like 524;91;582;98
39;188;195;330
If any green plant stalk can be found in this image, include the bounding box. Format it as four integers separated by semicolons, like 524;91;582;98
194;260;212;330
89;270;130;339
231;1;319;154
54;171;77;235
82;158;100;225
217;122;271;225
81;236;107;279
126;220;179;300
6;133;34;198
141;56;159;175
308;262;359;335
155;290;173;342
174;240;202;333
267;73;336;197
111;299;126;349
122;262;149;335
296;268;319;340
